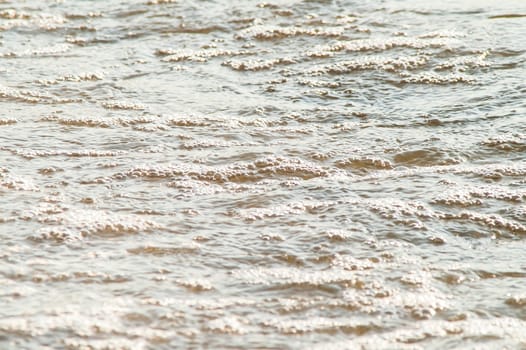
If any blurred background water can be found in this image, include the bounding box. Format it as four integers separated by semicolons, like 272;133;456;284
1;0;526;349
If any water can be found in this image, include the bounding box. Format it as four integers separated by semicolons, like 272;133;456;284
1;0;526;348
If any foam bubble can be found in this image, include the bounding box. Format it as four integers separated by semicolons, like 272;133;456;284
116;156;332;184
159;48;255;62
400;72;474;84
308;56;428;75
9;148;126;159
32;210;162;242
223;57;296;71
236;25;345;40
101;101;146;110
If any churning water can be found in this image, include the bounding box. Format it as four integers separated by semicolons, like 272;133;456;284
1;0;526;348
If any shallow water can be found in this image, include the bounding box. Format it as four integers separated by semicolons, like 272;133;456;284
1;0;526;349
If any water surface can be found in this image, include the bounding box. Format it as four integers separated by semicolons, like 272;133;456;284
1;0;526;349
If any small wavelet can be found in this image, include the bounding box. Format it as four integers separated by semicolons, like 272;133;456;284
114;156;333;184
37;72;104;86
31;210;162;242
223;57;297;71
7;148;126;160
307;55;429;75
0;84;79;104
0;118;17;125
236;25;345;40
101;101;147;110
399;72;475;84
158;48;256;63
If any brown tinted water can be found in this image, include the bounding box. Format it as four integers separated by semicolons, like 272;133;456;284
1;0;526;349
